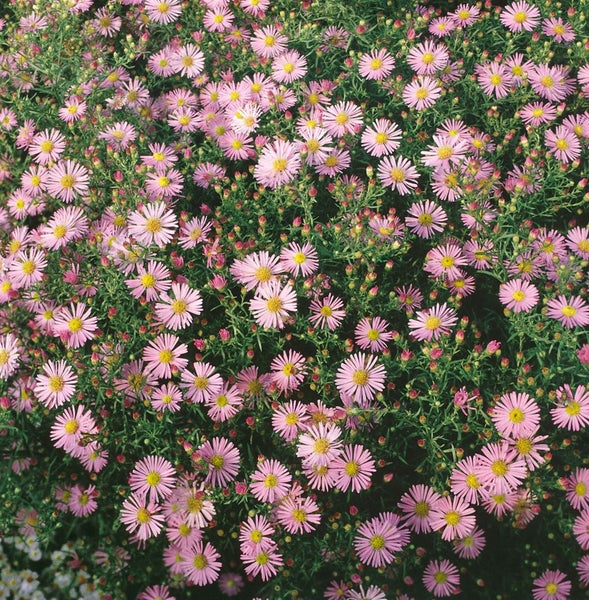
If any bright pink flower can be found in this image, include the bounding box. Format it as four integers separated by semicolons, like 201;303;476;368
423;559;460;597
491;391;540;438
50;405;97;456
275;495;321;534
354;512;410;568
154;282;203;330
361;119;402;157
358;48;395;80
250;459;292;503
127;201;178;247
407;303;458;341
180;541;221;586
430;495;476;541
69;484;98;517
532;569;571;600
545;125;581;163
407;40;449;75
546;295;589;328
142;333;189;379
452;526;486;559
405;200;447;238
309;294;346;330
450;455;483;505
296;422;343;468
565;468;589;510
335;353;386;404
550;384;589;431
279;242;319;277
322;101;364;137
332;445;375;493
354;316;393;352
249;280;297;329
129;455;176;502
53;302;98;349
402;76;441;110
242;545;283;581
499;280;539;313
270;349;307;394
253;140;301;189
398;484;441;534
250;25;288;58
145;0;182;23
272;400;309;442
377;155;419;195
239;514;276;554
46;160;89;203
199;437;241;488
474;442;528;495
271;51;307;83
499;1;541;32
29;128;66;164
34;360;77;408
180;361;223;404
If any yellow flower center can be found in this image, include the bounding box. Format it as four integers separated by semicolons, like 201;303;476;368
445;511;460;526
490;74;502;86
434;571;448;584
21;260;36;275
49;375;65;392
171;299;187;314
285;412;299;426
370;58;383;70
61;175;75;189
216;395;228;407
370;535;385;550
508;407;524;423
422;52;434;64
491;459;508;477
210;455;225;470
272;158;287;172
68;318;83;333
263;473;278;488
556;139;568;151
540;75;554;88
193;376;209;390
64;419;79;434
145;217;162;233
375;132;388;144
389;167;405;182
40;140;54;153
414;501;430;517
565;401;580;416
515;438;532;455
320;305;333;317
418;213;433;225
146;472;161;486
53;224;68;238
514;11;527;23
158;349;173;363
466;473;480;488
561;305;576;318
575;482;587;497
186;496;203;513
0;350;9;365
352;369;368;386
424;316;441;331
415;87;429;100
141;273;156;288
193;554;207;569
266;297;283;313
545;583;558;595
512;290;525;302
313;438;330;454
437;146;453;160
292;508;306;522
440;256;454;268
345;461;359;476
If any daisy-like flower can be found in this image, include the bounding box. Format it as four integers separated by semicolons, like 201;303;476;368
142;333;188;379
279;242;319;277
250;280;297;329
520;102;557;127
369;213;405;241
250;25;288;58
46;159;90;203
500;1;541;32
98;121;136;150
297;126;333;166
53;302;98;349
170;43;205;78
332;444;376;493
405;200;447;239
180;361;223;404
578;556;589;586
574;509;589;550
407;40;449;75
492;391;540;438
205;383;242;423
34;360;77;409
424;243;467;281
354;512;410;568
358;48;395;80
239;514;276;554
322;101;364;138
151;382;183;413
58;96;87;123
421;135;470;169
272;400;309;442
566;226;589;260
532;569;572;600
550;384;589;431
450;4;480;27
38;205;89;250
398;484;442;534
50;405;97;456
145;0;183;24
29;128;66;164
275;495;321;534
139;585;176;600
296;422;343;468
269;350;307;394
0;333;21;380
565;468;589;510
169;480;216;529
545;125;581;163
145;168;184;200
129;455;176;503
546;295;589;328
309;294;346;330
474;442;528;495
314;148;351;176
498;280;539;313
450;455;483;504
141;143;178;169
154;282;203;331
407;303;458;342
430;495;476;541
507;431;549;471
542;17;576;42
335;353;386;404
528;64;575;102
250;459;292;503
476;62;513;99
178;216;212;250
203;6;234;32
377;155;419;195
271;51;307;84
361;119;402;157
242;545;283;581
354;316;393;352
199;437;241;488
429;16;456;37
253;139;301;189
453;526;486;560
127;201;178;248
230;250;282;291
69;484;98;517
423;559;460;597
125;260;171;301
344;585;385;600
402;76;442;110
8;247;47;289
180;540;222;586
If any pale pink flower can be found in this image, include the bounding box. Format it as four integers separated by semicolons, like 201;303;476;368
53;302;98;348
34;360;77;408
127;202;178;247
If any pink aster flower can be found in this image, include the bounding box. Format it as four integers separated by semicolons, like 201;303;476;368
322;101;364;138
296;422;343;468
430;495;476;541
407;40;449;75
272;400;309;442
275;494;321;534
69;484;98;517
242;545;283;581
314;147;351;176
151;382;183;413
532;569;571;600
205;383;242;422
423;559;460;597
29;128;66;164
421;135;470;169
269;349;307;394
249;280;297;329
545;125;581;163
127;201;178;247
477;62;513;98
550;384;589;431
546;295;589;328
528;64;575;102
98;121;136;150
239;514;276;554
520;102;557;126
474;442;528;495
499;1;541;32
279;242;319;277
170;43;205;78
0;334;21;380
145;0;182;24
139;585;176;600
358;48;395;80
168;480;215;529
407;303;458;341
199;437;241;488
271;51;307;83
361;118;402;157
542;18;576;43
8;247;47;289
203;6;234;32
405;200;447;239
142;333;189;379
377;155;419;195
253;139;301;189
154;282;203;330
34;360;77;409
53;302;98;349
38;205;89;250
309;294;346;330
145;168;184;200
335;353;386;404
298;125;334;166
574;509;589;550
180;361;223;404
250;25;288;58
180;540;221;586
402;76;442;110
507;431;549;471
565;468;589;510
46;159;90;203
129;455;176;503
499;280;539;313
50;405;98;456
332;444;376;493
125;260;172;301
250;459;292;503
450;455;483;505
424;243;467;281
491;391;541;438
566;226;589;260
453;526;486;559
398;484;442;534
354;316;393;352
230;250;282;291
354;512;410;568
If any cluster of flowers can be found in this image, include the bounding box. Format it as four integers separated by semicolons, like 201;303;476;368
0;0;588;598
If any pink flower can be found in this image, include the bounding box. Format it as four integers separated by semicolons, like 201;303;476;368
322;101;364;137
34;360;77;408
50;405;97;456
170;43;205;78
250;25;288;58
142;333;189;379
125;260;172;301
545;125;581;163
180;361;223;404
29;128;66;164
546;295;589;328
46;160;90;203
499;1;541;32
491;391;540;438
450;456;483;505
53;302;98;349
275;495;321;534
565;468;589;510
422;559;460;597
405;200;447;238
0;333;21;380
69;484;98;517
398;484;442;534
145;0;182;24
309;294;346;330
358;48;395;80
360;119;402;157
180;541;222;586
242;545;283;581
424;243;467;281
407;40;449;75
476;62;513;98
139;585;176;600
199;437;241;488
430;495;476;541
354;316;393;352
532;569;571;600
332;444;376;493
239;514;276;554
499;280;539;313
129;455;176;503
550;384;589;430
474;442;528;495
354;512;410;568
407;303;458;341
271;51;307;83
272;400;309;442
269;349;307;394
230;250;282;291
296;422;343;468
250;459;292;503
127;201;178;247
154;282;203;330
377;155;419;195
279;242;319;277
253;140;301;189
453;526;486;559
335;353;386;404
402;76;442;110
249;280;297;329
